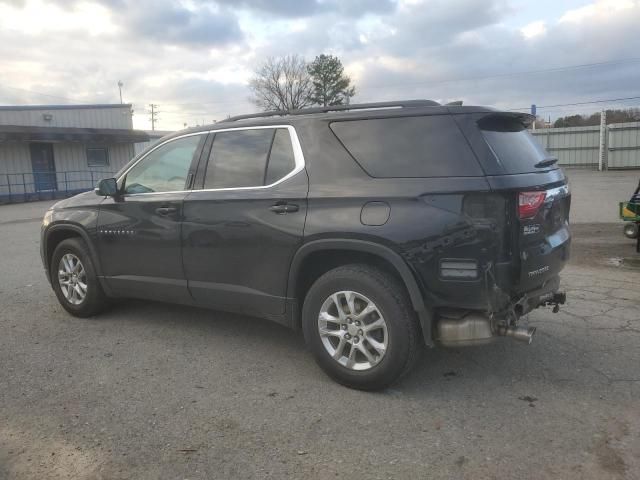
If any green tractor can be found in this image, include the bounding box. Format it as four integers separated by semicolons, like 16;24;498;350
620;179;640;252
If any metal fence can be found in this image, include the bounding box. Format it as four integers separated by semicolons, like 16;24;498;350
0;170;115;204
608;121;640;168
531;120;640;169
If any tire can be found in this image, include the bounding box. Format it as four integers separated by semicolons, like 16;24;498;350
623;222;639;239
51;237;108;317
302;264;422;391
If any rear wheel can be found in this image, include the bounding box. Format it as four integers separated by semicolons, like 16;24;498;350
51;238;108;317
302;264;422;390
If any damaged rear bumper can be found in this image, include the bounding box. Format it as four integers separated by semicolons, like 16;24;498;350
434;275;566;347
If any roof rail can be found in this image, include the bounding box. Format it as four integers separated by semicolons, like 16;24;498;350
221;99;440;123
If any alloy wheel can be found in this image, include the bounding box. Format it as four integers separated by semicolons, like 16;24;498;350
57;253;87;305
317;290;388;371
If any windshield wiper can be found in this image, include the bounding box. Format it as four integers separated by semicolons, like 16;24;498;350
534;157;558;168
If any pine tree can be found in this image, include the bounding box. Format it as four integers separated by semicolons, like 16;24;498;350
307;54;356;107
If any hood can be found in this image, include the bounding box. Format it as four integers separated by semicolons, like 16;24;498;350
51;190;101;210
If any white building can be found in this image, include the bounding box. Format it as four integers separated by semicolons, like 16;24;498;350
0;104;148;202
134;130;175;156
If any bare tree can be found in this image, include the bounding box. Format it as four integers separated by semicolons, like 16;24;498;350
249;55;314;111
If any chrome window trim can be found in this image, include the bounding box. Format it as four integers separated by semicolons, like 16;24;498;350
119;125;305;197
117;131;207;196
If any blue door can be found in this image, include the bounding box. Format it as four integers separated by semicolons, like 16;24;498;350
29;143;57;192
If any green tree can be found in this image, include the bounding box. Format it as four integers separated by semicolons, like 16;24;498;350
307;54;356;106
553;108;640;128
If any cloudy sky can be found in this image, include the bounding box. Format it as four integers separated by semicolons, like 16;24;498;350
0;0;639;130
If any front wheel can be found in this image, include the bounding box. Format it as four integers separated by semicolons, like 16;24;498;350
51;238;108;317
302;264;422;390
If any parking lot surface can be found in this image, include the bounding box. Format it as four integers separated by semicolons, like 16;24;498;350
565;168;640;224
1;171;639;479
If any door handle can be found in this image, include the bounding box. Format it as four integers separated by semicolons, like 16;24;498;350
269;203;299;214
156;206;177;216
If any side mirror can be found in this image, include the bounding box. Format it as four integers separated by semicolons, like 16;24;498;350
95;177;118;197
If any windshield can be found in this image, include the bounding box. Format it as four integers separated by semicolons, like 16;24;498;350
479;117;554;174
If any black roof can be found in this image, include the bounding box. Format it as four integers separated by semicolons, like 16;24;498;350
161;99;530;142
220;99;441;122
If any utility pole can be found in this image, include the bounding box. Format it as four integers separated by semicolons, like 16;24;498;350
149;104;159;131
598;109;607;172
531;104;537;131
117;81;124;104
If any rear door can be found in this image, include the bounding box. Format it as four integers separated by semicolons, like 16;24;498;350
515;184;571;291
182;125;307;317
456;112;571;293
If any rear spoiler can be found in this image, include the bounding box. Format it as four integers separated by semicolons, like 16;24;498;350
477;112;535;130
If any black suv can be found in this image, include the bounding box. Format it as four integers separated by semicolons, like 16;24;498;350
41;100;570;390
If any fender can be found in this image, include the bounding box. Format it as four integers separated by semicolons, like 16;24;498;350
43;223;113;296
288;239;433;345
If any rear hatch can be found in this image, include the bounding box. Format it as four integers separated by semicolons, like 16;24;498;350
514;184;571;292
456;111;571;295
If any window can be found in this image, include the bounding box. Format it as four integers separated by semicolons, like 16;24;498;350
124;134;202;194
330;116;483;178
265;129;296;185
204;129;273;189
479;116;552;174
87;147;109;167
202;128;298;189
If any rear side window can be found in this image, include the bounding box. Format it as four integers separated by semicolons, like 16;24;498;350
265;129;296;185
330;115;483;178
204;128;298;189
205;129;273;189
479;116;551;174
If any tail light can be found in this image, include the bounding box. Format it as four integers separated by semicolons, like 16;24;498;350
518;191;546;219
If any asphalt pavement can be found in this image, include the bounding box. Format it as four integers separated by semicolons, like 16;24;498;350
0;171;639;479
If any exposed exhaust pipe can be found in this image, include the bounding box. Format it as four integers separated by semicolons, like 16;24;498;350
436;310;537;346
497;325;536;344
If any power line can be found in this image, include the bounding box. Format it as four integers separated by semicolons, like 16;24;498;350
3;56;640;111
3;57;640;127
154;57;640;108
509;95;640;112
0;84;78;102
160;95;640;120
161;98;245;108
149;96;640;127
356;57;640;92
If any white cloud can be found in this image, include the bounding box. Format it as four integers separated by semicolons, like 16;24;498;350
520;20;546;39
0;0;639;129
0;0;117;35
559;0;636;23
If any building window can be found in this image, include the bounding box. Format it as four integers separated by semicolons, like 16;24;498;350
87;147;109;167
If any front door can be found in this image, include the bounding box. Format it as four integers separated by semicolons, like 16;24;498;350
182;126;307;318
29;143;57;192
97;133;207;303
